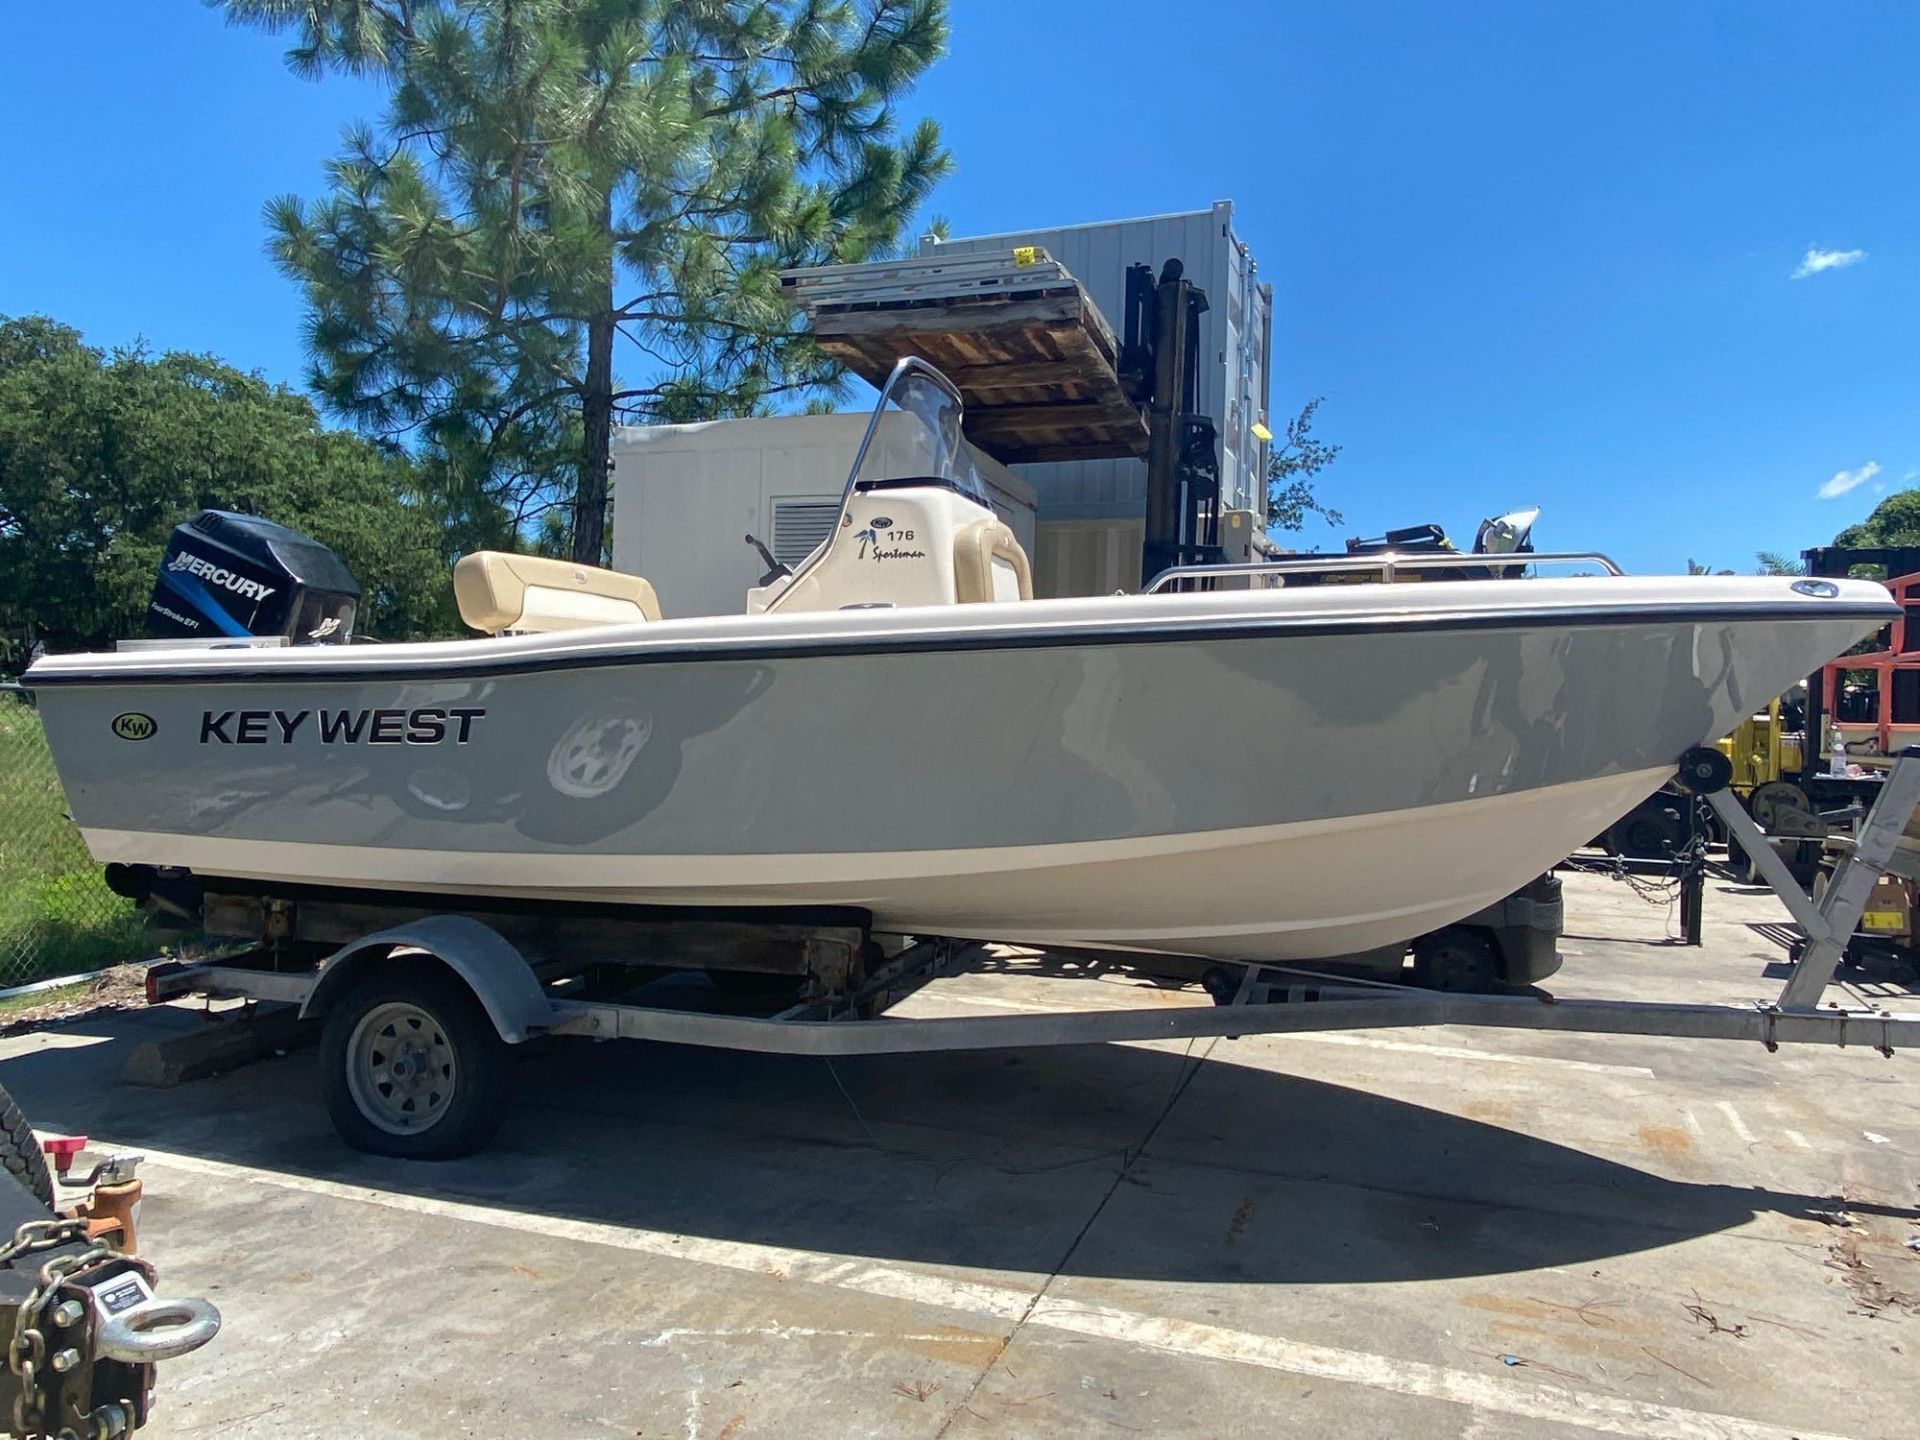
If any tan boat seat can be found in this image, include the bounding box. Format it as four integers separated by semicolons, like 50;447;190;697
954;518;1034;603
454;552;661;634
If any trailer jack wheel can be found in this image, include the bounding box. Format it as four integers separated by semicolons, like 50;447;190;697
321;968;511;1159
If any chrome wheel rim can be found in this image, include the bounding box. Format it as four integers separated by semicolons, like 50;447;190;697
345;1001;457;1136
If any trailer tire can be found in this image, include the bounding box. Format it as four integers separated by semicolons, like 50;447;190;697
321;968;511;1159
1609;803;1685;860
1412;928;1501;993
0;1082;54;1209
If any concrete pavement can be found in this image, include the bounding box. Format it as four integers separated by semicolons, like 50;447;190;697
0;869;1914;1439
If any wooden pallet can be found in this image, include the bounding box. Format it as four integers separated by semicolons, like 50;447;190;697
785;260;1148;465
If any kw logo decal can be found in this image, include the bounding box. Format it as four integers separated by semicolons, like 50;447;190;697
110;713;157;741
199;707;486;746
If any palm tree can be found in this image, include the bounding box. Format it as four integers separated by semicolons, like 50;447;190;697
1687;559;1735;575
1756;550;1808;576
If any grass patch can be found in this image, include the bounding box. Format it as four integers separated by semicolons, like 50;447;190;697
0;697;161;984
0;980;94;1020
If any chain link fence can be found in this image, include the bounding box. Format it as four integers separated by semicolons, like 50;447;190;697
0;688;157;985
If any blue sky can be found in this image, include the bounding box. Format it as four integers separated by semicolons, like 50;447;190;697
3;2;1914;573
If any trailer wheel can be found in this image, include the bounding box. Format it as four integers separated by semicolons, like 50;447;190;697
1609;803;1685;860
1412;928;1501;993
321;969;510;1159
0;1082;54;1208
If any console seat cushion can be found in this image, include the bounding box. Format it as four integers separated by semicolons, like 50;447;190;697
454;551;661;633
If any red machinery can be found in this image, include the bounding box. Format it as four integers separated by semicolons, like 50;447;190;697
1810;568;1920;764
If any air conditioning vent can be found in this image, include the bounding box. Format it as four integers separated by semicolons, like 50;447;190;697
771;498;841;566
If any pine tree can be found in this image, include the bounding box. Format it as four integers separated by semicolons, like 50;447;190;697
224;0;950;563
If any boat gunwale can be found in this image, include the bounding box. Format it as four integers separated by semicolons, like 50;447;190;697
21;596;1896;689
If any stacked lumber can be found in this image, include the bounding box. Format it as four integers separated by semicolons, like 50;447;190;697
780;248;1148;465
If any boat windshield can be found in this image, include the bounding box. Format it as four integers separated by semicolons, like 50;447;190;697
843;360;991;508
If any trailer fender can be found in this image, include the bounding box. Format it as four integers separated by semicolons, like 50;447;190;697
299;916;554;1044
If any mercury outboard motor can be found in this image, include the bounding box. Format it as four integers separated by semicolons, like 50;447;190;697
147;510;360;645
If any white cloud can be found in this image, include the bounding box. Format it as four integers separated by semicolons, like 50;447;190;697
1793;244;1866;279
1818;461;1880;499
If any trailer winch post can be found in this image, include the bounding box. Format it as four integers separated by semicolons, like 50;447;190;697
1678;797;1706;946
1701;745;1920;1010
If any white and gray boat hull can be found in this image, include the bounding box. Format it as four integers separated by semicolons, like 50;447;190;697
26;577;1893;962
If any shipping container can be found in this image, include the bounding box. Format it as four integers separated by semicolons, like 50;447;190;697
1031;508;1275;599
922;200;1273;530
1030;518;1143;599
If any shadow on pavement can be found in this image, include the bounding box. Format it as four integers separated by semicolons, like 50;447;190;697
0;1007;1898;1289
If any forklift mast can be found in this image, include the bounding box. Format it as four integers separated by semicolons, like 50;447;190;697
1125;259;1225;588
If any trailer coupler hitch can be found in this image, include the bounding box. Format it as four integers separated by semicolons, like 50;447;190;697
1;1140;221;1438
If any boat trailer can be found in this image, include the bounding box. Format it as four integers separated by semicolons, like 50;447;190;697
144;748;1920;1158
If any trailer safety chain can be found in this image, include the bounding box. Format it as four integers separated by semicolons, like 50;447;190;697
3;1219;117;1438
1578;836;1705;906
0;1220;85;1272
